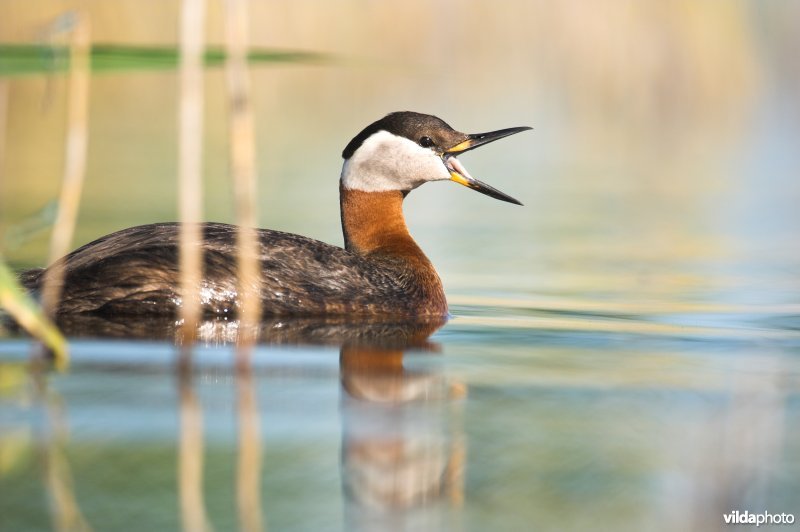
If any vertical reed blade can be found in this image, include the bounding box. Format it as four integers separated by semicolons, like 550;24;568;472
224;0;261;354
236;372;264;532
0;81;7;181
177;0;206;347
224;6;264;528
178;376;212;532
40;12;91;319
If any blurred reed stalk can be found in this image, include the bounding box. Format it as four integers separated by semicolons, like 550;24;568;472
225;2;263;526
236;371;265;532
446;429;466;507
39;12;90;318
177;0;206;352
178;374;213;532
224;0;262;357
0;80;7;178
177;0;253;491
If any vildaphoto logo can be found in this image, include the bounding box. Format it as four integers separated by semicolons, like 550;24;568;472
723;510;795;526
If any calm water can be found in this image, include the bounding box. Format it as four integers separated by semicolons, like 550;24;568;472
1;307;799;531
2;2;800;531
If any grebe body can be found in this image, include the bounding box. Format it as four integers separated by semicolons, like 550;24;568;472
22;112;530;318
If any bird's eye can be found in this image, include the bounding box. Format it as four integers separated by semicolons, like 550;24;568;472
419;136;434;148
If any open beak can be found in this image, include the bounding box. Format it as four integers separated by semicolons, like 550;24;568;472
443;126;531;206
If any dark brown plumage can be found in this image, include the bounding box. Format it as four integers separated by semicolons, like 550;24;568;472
21;219;447;318
19;112;529;320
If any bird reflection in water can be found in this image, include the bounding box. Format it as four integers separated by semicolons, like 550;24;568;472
338;319;467;530
47;313;467;530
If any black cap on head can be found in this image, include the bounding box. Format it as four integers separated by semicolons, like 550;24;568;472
342;111;466;159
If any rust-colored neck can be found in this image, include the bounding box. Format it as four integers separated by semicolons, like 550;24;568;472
339;185;447;314
340;186;424;260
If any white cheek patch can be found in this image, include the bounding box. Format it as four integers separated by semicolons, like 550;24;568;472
341;130;451;193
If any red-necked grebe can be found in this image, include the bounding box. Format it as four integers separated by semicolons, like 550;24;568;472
21;112;530;318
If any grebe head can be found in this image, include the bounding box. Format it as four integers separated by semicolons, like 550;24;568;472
340;111;531;205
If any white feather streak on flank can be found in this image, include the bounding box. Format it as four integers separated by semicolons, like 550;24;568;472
340;130;451;192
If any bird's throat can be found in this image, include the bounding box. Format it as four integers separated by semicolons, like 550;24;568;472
339;185;447;315
339;186;426;262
